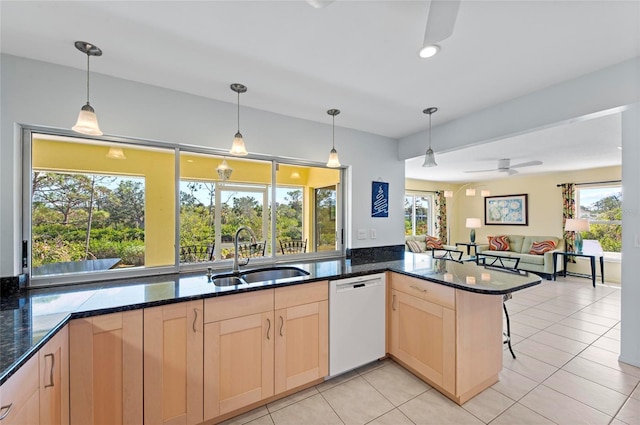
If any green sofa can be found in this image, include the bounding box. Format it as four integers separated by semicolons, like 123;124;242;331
476;235;565;278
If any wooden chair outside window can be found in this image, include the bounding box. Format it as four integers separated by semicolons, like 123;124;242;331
237;241;266;258
279;239;307;255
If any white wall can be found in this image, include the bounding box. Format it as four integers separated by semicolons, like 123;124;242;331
0;54;404;276
621;105;640;367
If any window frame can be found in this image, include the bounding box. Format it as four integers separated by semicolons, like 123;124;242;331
404;191;435;237
575;184;622;258
22;125;345;287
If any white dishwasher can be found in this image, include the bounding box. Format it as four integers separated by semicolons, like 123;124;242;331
329;273;386;377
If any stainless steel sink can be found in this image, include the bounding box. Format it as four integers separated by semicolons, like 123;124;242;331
240;267;309;284
212;275;244;286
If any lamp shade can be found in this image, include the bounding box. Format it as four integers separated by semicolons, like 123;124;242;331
106;147;126;160
422;148;437;167
465;188;476;196
229;132;248;156
565;218;589;232
327;148;341;168
465;218;482;229
443;190;453;198
73;105;103;136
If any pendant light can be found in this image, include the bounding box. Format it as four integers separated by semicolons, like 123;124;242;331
229;83;248;156
72;41;103;136
216;157;233;181
326;109;341;168
422;107;438;167
106;147;126;160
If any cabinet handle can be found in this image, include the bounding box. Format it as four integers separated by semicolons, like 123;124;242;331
266;318;271;340
0;403;13;420
410;285;428;293
392;294;397;311
44;353;55;388
279;316;284;337
192;308;199;333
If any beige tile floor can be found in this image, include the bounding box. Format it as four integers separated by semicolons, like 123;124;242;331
221;276;640;425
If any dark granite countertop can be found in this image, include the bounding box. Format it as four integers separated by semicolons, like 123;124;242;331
0;253;541;385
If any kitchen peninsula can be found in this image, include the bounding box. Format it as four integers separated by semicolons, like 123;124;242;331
0;253;541;424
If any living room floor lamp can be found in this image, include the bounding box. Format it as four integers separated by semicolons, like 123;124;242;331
466;218;482;243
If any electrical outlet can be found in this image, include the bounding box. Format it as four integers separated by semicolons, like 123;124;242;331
370;228;377;239
357;229;367;240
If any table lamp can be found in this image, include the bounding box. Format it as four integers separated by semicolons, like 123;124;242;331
465;218;482;243
565;218;590;254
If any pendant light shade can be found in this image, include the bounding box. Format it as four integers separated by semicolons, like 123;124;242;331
421;107;438;168
229;83;248;156
326;109;341;168
106;147;126;160
72;41;103;136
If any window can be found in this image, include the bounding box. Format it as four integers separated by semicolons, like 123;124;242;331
25;131;343;285
576;185;621;254
404;193;434;236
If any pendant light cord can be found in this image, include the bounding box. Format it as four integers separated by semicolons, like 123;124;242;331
85;52;90;105
237;90;240;133
428;112;432;149
332;114;335;149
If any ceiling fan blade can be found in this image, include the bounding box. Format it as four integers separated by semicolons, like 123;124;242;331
510;160;543;169
464;168;498;173
423;0;461;45
507;169;519;176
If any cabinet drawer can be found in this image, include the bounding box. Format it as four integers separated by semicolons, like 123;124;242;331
0;354;39;424
390;273;455;309
205;289;274;323
275;281;328;310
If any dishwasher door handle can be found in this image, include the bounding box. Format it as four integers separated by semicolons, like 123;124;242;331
335;279;381;293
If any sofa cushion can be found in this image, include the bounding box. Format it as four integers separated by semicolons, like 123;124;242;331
529;240;556;255
488;235;510;251
406;240;424;253
517;253;546;266
521;236;562;254
425;235;444;249
505;235;525;253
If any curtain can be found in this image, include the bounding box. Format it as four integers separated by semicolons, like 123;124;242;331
561;183;576;252
435;191;448;244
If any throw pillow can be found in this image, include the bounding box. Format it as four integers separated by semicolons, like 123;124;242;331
406;240;424;253
425;235;444;249
488;235;510;251
530;240;556;255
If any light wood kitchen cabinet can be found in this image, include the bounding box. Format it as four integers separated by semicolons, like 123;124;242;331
0;354;40;425
39;325;69;425
389;273;502;404
144;300;203;425
390;289;456;393
274;281;328;394
203;290;275;421
69;310;143;425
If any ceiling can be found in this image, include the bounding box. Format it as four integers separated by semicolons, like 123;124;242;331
1;1;638;180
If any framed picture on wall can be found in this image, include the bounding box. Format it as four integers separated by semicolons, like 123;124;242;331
371;181;389;218
485;194;528;225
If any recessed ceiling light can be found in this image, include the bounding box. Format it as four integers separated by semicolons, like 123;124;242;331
419;44;440;58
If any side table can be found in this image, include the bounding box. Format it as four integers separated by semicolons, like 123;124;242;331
553;251;604;288
455;242;478;256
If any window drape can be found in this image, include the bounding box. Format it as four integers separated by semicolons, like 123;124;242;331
561;183;576;252
435;191;448;244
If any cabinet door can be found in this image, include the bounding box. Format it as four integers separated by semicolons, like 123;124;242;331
144;300;203;425
40;325;69;425
390;290;455;393
203;311;274;420
274;299;328;394
69;310;143;425
0;354;40;425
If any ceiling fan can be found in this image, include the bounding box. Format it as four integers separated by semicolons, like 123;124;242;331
465;158;543;176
